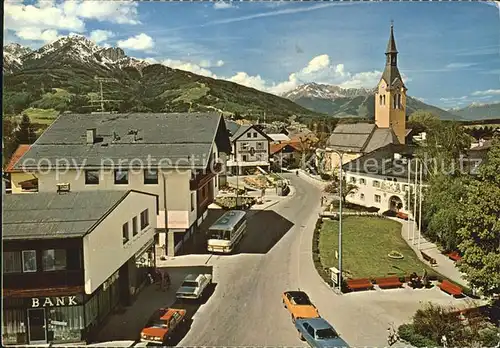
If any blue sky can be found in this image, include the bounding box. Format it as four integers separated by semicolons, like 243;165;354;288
4;0;500;109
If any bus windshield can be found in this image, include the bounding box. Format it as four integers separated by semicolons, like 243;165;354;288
208;229;230;240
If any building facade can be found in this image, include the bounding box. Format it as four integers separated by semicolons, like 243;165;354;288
321;24;408;173
2;190;158;345
341;144;422;213
225;122;271;174
10;113;231;257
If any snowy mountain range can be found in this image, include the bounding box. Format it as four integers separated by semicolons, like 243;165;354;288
3;35;149;74
283;82;374;100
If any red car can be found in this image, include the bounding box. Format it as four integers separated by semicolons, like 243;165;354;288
140;308;186;344
396;211;409;220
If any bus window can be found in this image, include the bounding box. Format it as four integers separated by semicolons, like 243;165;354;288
223;230;231;240
209;229;223;239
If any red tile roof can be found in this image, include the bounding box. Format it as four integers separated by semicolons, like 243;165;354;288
270;142;302;154
5;145;31;173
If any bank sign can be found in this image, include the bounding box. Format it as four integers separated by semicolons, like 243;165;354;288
31;295;81;308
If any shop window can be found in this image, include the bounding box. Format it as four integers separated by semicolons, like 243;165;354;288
140;209;149;230
122;222;129;244
84;170;99;185
42;249;67;271
132;216;138;236
48;306;84;342
2;309;27;344
3;251;22;273
143;169;158;185
22;250;37;273
114;169;128;185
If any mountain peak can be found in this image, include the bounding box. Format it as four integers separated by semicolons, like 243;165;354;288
283;83;373;100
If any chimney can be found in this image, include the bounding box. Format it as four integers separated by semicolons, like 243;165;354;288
86;128;96;144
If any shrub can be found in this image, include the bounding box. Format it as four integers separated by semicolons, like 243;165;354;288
398;324;438;347
320;173;331;181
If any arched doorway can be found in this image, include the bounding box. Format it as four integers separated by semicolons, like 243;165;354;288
389;195;403;212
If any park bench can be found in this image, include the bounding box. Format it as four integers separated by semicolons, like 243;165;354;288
346;278;373;291
447;251;462;262
420;251;437;266
374;276;403;289
439;280;463;297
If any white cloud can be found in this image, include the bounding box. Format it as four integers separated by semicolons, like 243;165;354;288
155;54;389;95
445;62;476;69
4;1;139;44
471;89;500;96
117;33;154;51
213;1;237;10
15;27;61;43
89;29;114;44
161;59;217;78
199;59;225;68
439;96;468;103
62;1;140;25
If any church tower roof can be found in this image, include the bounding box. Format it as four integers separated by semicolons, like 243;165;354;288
381;22;405;89
386;24;398;54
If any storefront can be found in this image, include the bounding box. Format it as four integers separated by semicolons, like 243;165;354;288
3;294;85;345
2;271;121;345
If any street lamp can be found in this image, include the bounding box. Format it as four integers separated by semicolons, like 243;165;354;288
329;148;344;292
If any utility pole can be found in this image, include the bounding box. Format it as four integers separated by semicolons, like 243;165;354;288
86;76;121;115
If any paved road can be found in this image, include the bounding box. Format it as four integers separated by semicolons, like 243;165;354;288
179;173;322;345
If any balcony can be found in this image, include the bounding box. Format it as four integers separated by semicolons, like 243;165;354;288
190;162;222;191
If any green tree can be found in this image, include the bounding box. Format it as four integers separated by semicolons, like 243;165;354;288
14;114;37;145
456;137;500;296
324;177;358;204
408;110;440;134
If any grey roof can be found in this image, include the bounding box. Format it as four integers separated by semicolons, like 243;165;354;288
3;190;142;240
14;113;230;170
327;123;400;153
364;128;400;153
342;143;419;180
230;125;252;142
225;120;242;136
386;24;398;54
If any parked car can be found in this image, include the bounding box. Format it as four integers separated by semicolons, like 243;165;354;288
140;308;186;344
295;317;350;348
282;290;320;322
396;211;409;220
176;273;212;300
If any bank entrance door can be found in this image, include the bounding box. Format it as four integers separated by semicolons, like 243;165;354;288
27;308;47;344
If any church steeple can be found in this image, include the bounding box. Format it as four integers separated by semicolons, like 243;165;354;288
375;21;407;145
385;22;398;65
381;22;404;89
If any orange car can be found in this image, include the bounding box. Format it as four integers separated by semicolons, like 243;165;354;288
140;308;186;344
282;290;320;322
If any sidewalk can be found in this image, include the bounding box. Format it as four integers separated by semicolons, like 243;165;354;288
393;218;468;287
297;169;329;189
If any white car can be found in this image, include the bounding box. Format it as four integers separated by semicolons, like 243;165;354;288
176;273;212;300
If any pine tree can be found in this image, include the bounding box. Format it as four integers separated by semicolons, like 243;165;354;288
14;114;37;145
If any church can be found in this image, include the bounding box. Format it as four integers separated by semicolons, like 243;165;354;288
320;24;412;173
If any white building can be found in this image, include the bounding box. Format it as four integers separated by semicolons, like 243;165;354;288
342;144;422;214
225;121;272;174
2;190;158;345
10;112;232;257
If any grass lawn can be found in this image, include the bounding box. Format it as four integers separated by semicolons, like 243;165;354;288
17;108;59;125
318;216;434;279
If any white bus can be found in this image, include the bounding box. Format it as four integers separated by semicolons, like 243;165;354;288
207;210;247;253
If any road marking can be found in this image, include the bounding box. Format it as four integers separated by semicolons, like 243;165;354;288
204;254;214;264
